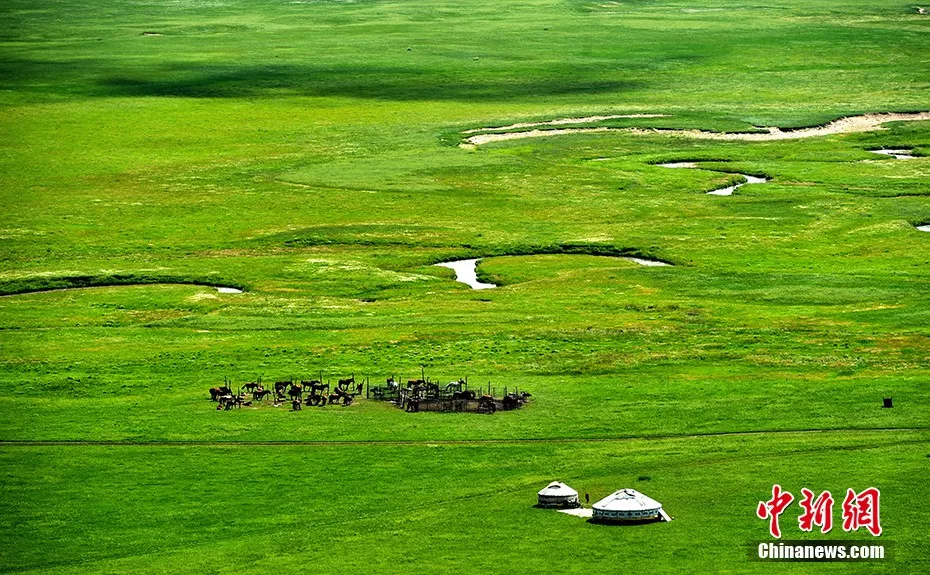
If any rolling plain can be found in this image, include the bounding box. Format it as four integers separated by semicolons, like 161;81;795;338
1;1;929;573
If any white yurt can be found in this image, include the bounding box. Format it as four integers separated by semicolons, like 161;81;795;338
592;489;666;522
537;481;580;508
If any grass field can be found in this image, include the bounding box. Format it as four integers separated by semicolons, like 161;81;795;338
1;0;929;573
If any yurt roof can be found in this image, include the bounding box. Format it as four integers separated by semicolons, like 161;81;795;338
593;489;662;512
537;481;578;497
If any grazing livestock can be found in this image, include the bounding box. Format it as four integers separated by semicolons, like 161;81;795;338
328;387;353;406
307;381;329;395
274;381;291;396
306;391;326;406
209;386;232;401
218;393;245;410
444;379;466;393
301;379;324;393
210;373;521;415
477;395;497;414
502;391;531;410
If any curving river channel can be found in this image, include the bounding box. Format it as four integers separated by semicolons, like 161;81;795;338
434;256;670;290
434;259;497;290
659;162;767;196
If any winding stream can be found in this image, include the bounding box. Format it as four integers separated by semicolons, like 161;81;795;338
707;174;767;196
624;257;671;267
434;259;497;290
870;149;916;160
660;162;767;196
434;256;670;290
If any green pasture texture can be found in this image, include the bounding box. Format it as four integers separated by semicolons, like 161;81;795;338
2;433;929;574
1;0;929;573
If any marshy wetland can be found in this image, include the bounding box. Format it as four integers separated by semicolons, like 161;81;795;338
1;1;929;573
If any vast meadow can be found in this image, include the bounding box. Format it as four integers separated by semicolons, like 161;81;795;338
1;1;929;573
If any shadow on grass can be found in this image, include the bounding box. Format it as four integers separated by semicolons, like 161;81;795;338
2;58;646;101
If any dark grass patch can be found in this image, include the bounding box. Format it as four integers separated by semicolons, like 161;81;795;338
0;273;245;297
0;58;647;101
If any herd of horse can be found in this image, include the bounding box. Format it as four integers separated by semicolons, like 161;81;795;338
209;376;363;410
208;374;532;414
380;377;532;413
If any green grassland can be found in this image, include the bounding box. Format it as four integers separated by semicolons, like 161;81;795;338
1;0;929;573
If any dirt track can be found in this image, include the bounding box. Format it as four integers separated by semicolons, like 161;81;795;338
2;426;926;448
462;113;667;134
461;111;930;147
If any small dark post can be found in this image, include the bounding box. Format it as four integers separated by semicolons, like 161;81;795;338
883;397;893;408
